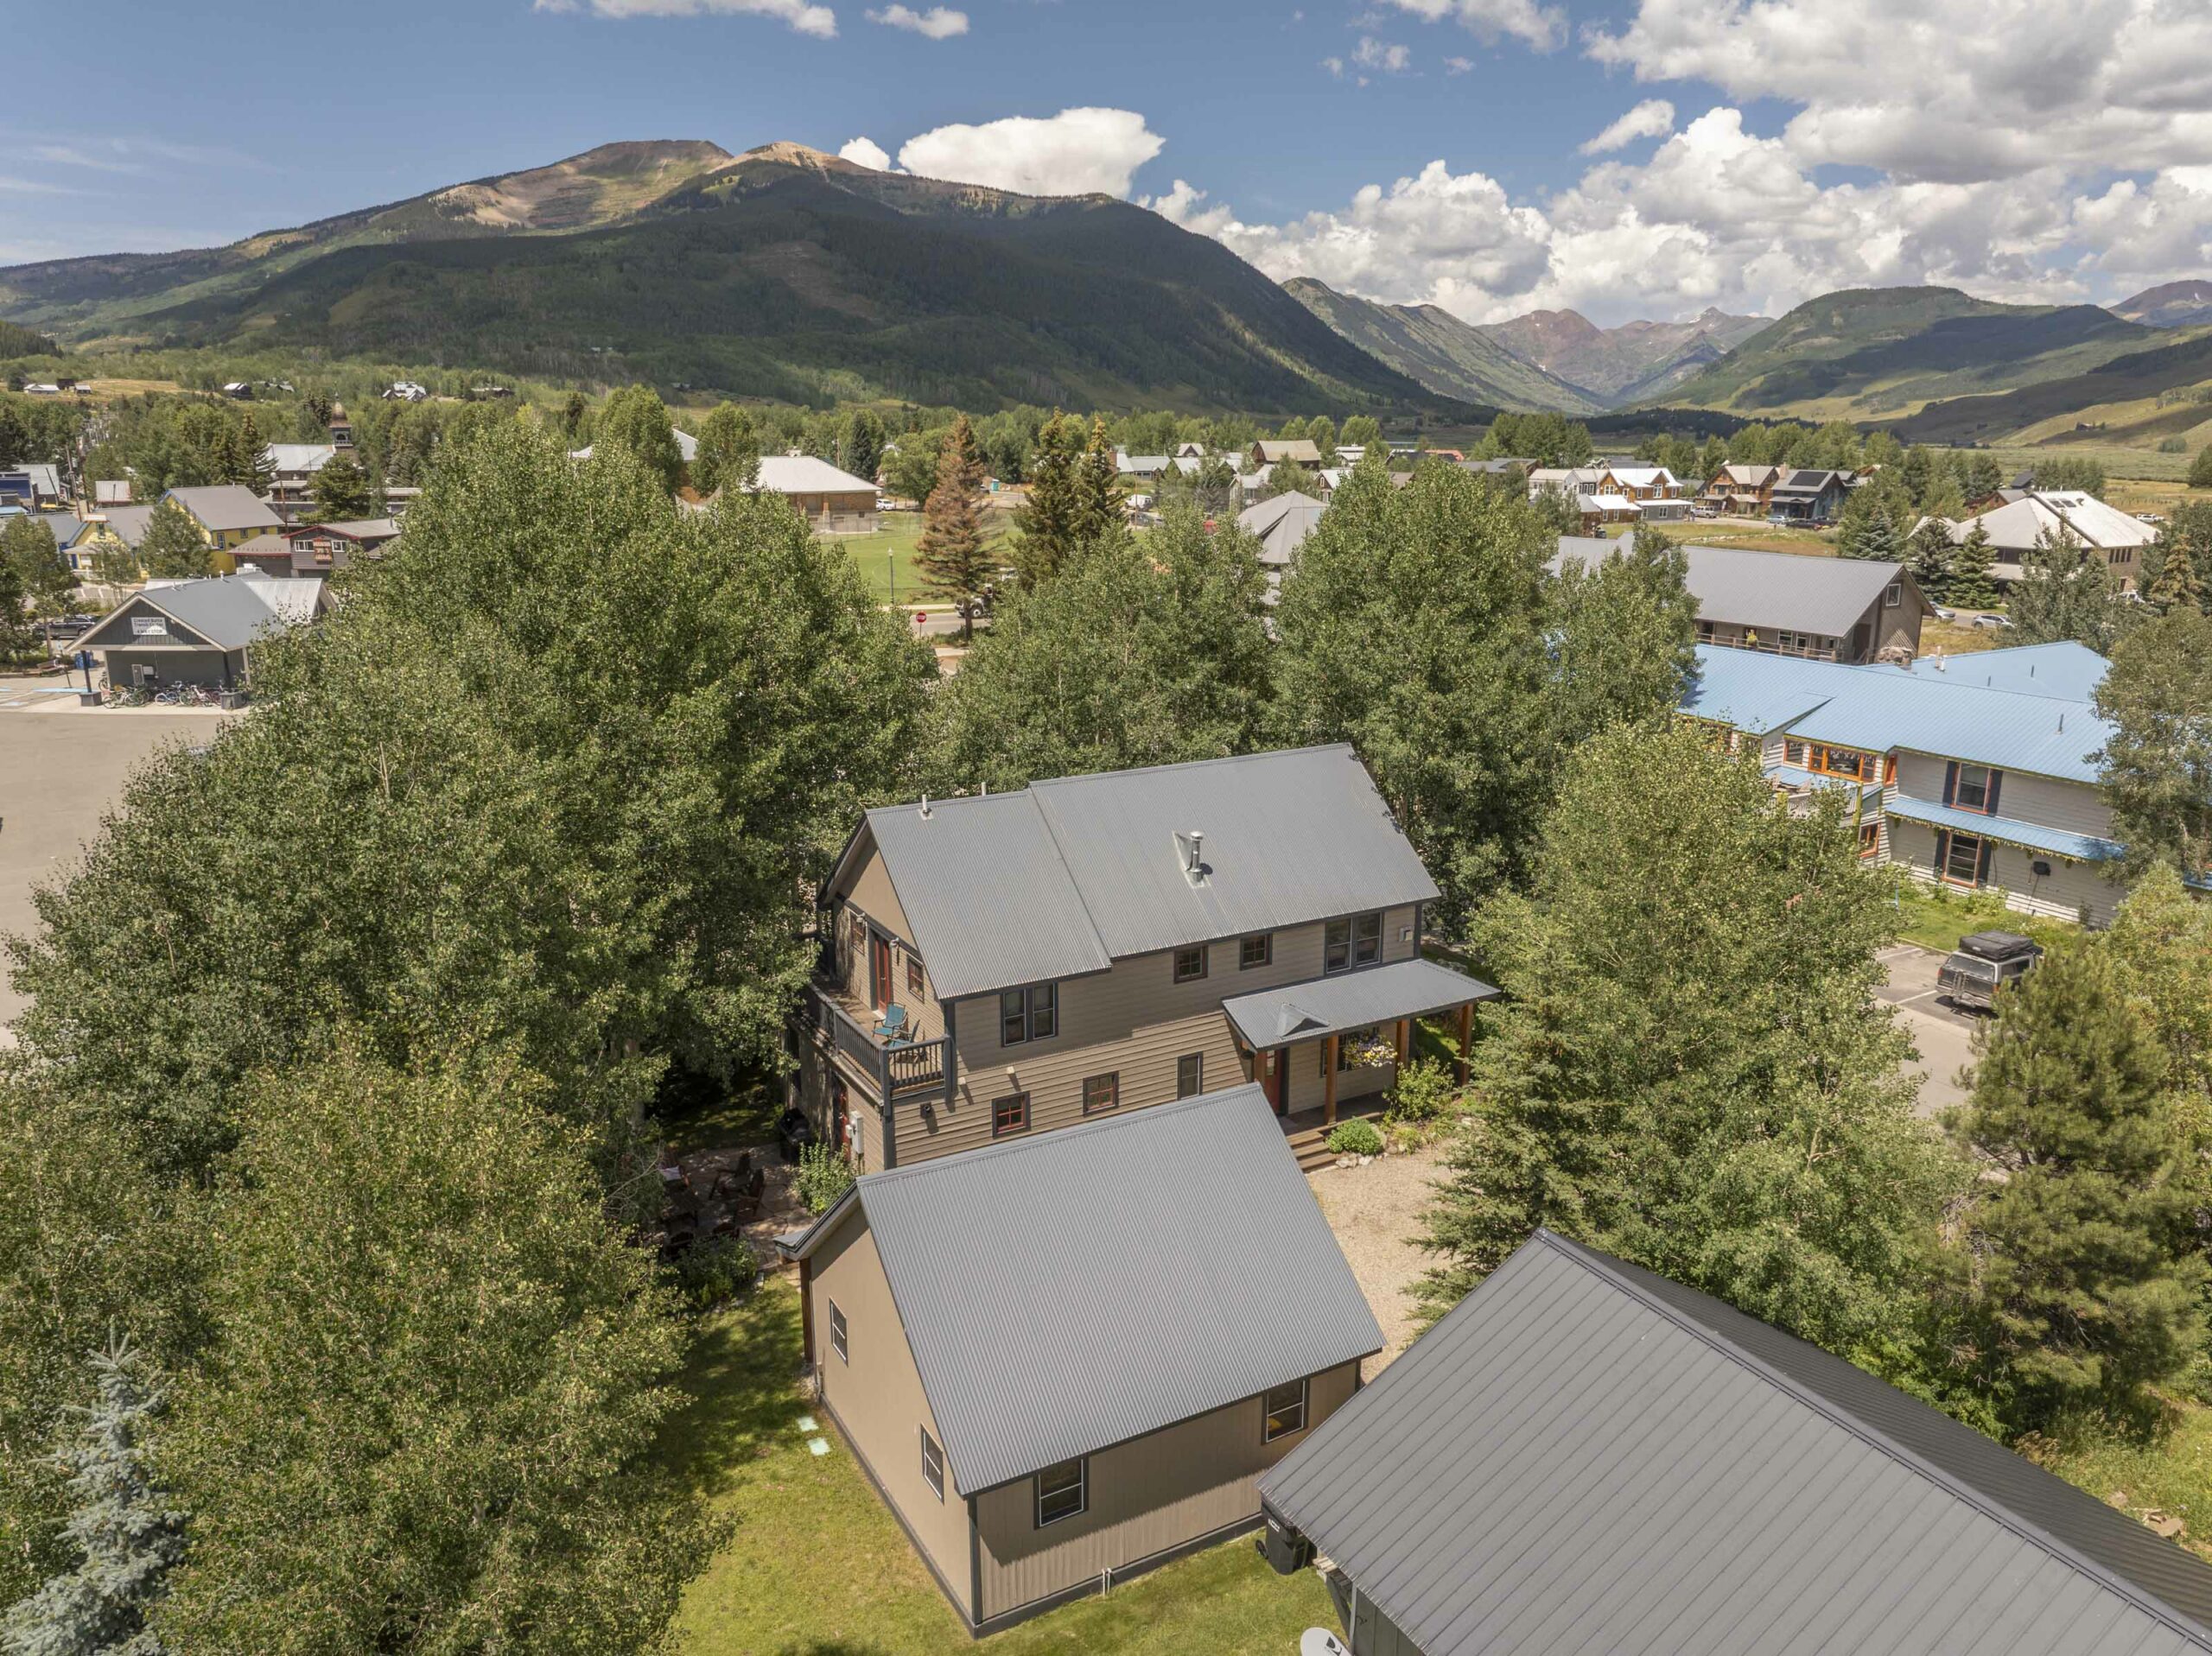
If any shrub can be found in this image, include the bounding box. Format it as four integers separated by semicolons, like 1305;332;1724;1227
795;1142;855;1214
1325;1118;1385;1157
1385;1058;1457;1124
667;1234;760;1313
2158;435;2189;454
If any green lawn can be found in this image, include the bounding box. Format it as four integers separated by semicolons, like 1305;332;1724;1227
662;1280;1335;1654
1883;876;2080;955
834;513;930;606
2031;1399;2212;1565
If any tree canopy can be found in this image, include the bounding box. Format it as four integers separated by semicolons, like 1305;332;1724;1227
2094;606;2212;879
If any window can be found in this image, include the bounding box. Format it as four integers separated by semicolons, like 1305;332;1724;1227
1176;1053;1203;1098
906;954;925;998
1858;822;1881;860
1943;830;1984;885
992;1093;1029;1138
1173;944;1208;984
1036;1458;1088;1527
1325;911;1383;974
1808;745;1866;781
1335;1027;1379;1071
1262;1379;1309;1442
1885;581;1903;607
1082;1072;1119;1116
1240;933;1273;971
1955;763;1994;813
830;1300;849;1364
1783;739;1806;766
999;983;1056;1045
921;1427;944;1500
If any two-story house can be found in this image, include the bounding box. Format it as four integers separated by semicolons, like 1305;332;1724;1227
1682;641;2146;924
1700;462;1783;515
1768;467;1851;524
791;746;1496;1171
163;485;284;562
1554;536;1929;663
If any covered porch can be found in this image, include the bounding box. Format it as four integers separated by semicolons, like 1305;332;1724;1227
1223;957;1500;1128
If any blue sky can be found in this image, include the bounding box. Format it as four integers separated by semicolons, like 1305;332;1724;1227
6;0;2209;326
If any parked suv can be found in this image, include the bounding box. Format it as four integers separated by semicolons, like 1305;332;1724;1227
1936;930;2043;1011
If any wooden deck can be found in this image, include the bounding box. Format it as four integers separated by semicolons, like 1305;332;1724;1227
1282;1093;1389;1173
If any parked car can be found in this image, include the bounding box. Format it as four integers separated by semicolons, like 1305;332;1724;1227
1937;930;2043;1011
1970;612;2012;630
1932;606;1956;622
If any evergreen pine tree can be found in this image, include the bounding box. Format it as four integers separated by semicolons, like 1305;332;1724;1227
2146;530;2203;614
913;414;992;638
1908;515;1954;600
1008;411;1080;588
839;409;887;485
2011;526;2118;650
1952;941;2207;1430
1948;521;2000;609
1;1335;183;1656
1072;416;1122;548
308;453;375;522
2188;446;2212;490
228;414;275;495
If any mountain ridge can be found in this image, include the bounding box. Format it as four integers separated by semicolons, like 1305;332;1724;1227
1281;279;1603;412
1477;306;1767;404
2114;279;2212;329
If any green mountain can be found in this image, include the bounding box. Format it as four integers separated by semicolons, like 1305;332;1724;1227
0;142;1447;416
0;140;739;339
1888;327;2212;445
1658;286;2156;418
1282;278;1600;412
1476;307;1765;406
0;320;55;358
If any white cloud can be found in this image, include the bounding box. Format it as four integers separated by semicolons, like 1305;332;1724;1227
838;136;895;170
1579;98;1675;155
866;3;966;35
1444;54;1474;73
1379;0;1566;52
30;144;143;174
1352;36;1413;73
893;107;1164;197
537;0;837;37
1321;55;1346;76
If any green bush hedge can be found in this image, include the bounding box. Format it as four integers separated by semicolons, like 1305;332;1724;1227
1325;1118;1385;1157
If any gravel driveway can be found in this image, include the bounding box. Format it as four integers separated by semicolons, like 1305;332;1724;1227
1308;1141;1452;1371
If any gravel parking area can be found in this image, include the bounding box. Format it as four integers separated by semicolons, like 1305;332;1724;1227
1308;1140;1452;1371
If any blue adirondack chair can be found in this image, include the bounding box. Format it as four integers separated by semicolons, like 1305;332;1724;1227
872;1004;909;1044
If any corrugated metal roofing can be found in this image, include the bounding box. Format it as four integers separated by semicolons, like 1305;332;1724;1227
748;454;877;494
862;790;1113;1002
1887;796;2123;864
842;1085;1383;1494
1906;641;2109;701
164;485;282;534
1679;645;1852;734
1553;537;1904;638
1220;957;1497;1047
1261;1230;2212;1656
82;574;308;651
862;746;1439;1002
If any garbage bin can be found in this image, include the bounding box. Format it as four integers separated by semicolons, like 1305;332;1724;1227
219;690;250;710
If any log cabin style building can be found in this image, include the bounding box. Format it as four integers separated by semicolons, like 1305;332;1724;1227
790;746;1495;1171
777;1084;1382;1635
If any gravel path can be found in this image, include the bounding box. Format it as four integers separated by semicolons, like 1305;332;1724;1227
1307;1140;1451;1371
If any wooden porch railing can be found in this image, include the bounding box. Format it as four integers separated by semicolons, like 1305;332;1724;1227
800;982;950;1107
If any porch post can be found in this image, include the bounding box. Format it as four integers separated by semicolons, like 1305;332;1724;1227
1395;1018;1409;1069
1455;1003;1473;1086
1324;1035;1338;1126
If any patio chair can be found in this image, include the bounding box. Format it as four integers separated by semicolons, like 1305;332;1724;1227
871;1004;908;1043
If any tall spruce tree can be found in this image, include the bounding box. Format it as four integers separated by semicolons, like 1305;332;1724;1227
1908;515;1955;601
308;452;375;522
913;414;993;638
1948;521;2000;610
136;502;210;582
2147;530;2204;614
1950;940;2207;1431
1009;411;1081;588
1;1336;182;1656
1072;416;1122;547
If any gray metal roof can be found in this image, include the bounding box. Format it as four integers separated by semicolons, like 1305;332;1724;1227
1261;1229;2212;1656
164;485;283;534
79;575;301;652
1221;957;1497;1048
798;1085;1382;1494
858;746;1440;1002
1554;536;1907;638
1236;492;1327;566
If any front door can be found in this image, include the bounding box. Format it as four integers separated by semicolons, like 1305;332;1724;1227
1271;1050;1290;1115
868;932;893;1010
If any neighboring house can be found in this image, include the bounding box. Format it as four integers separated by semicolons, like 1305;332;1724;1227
1553;535;1928;663
1173;441;1207;460
382;380;429;402
1683;641;2141;923
163;485;284;560
0;465;63;508
568;428;702;467
1926;490;2159;591
1236;490;1326;593
92;479;131;506
1700;461;1783;515
261;442;338;526
67;504;157;577
791;746;1495;1171
73;570;327;690
1605;465;1682;501
1768;467;1851;523
741;454;880;533
1115;451;1170;480
1260;1228;2212;1656
777;1083;1382;1635
230;517;400;580
1250;439;1325;470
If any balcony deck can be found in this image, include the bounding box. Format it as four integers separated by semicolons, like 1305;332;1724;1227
799;980;949;1107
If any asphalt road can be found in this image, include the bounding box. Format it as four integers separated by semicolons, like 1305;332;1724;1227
1876;943;1983;1117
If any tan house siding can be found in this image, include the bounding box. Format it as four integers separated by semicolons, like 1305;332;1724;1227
830;841;946;1045
901;905;1420;1163
971;1361;1362;1625
1893;752;2114;839
1887;818;2124;926
805;1208;975;1620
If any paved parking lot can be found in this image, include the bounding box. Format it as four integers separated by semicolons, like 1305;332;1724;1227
1876;943;1983;1116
